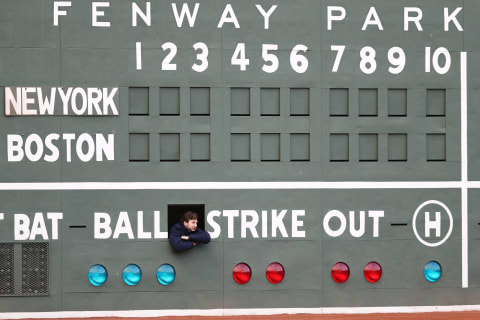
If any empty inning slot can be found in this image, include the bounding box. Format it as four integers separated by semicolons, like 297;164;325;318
129;133;149;162
261;88;280;115
261;133;280;161
359;89;378;116
160;133;180;161
290;88;309;116
388;89;407;116
359;134;378;161
388;134;407;162
426;89;446;116
231;88;250;116
190;88;210;115
329;88;348;116
160;87;180;115
426;133;446;161
330;134;349;162
190;133;210;161
231;133;251;161
290;133;310;161
129;87;149;115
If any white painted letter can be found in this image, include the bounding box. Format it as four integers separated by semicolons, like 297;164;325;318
207;210;221;239
154;210;168;239
327;6;346;30
223;210;239;238
444;8;463;31
241;210;259;238
271;209;288;238
217;4;240;29
132;2;151;26
404;7;423;31
76;133;95;162
92;2;111;27
47;212;63;240
54;1;71;26
362;7;383;31
137;211;152;239
7;135;24;162
5;87;21;115
349;210;365;237
323;210;346;237
96;134;114;161
29;212;49;240
291;210;305;238
368;210;384;237
44;134;60;162
172;3;199;28
94;212;112;239
113;212;134;239
14;214;30;240
255;5;277;29
103;88;118;115
425;211;441;237
38;88;56;115
25;134;44;162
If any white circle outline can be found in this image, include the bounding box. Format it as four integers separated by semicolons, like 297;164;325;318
412;200;453;247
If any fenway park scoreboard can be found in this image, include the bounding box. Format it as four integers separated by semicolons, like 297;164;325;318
1;0;480;316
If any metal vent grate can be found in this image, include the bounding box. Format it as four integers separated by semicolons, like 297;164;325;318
0;244;14;295
22;243;48;296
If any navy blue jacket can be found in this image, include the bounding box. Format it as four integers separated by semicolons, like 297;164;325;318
169;222;211;252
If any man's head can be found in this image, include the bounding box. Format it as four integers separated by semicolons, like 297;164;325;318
181;211;198;232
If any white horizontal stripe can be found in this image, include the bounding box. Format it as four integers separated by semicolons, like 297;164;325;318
0;181;469;190
3;305;480;319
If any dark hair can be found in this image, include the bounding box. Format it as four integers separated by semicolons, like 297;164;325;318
181;211;198;222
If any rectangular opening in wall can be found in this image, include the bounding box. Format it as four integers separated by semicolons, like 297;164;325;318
290;133;310;161
231;88;250;116
231;133;251;161
261;88;280;115
129;87;149;115
388;89;407;117
359;133;378;161
129;133;149;162
160;133;180;161
190;88;210;115
190;133;210;161
22;243;48;296
290;88;309;116
388;133;407;161
330;133;349;162
426;133;446;161
329;88;348;116
426;89;446;116
160;87;180;115
168;204;205;235
0;244;13;296
359;89;378;117
261;133;280;161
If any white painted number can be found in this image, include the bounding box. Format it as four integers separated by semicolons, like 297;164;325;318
331;45;345;72
360;46;376;74
262;44;279;73
290;44;309;73
192;42;208;72
231;43;250;71
425;47;451;74
388;47;406;74
161;42;177;71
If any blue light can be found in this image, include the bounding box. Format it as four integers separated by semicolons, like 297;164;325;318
88;264;107;287
157;264;175;286
123;264;142;286
424;261;442;283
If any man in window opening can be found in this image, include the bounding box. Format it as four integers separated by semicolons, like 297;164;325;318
169;211;211;252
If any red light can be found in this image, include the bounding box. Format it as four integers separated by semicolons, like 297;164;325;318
233;263;251;284
364;262;382;283
331;262;350;283
266;262;285;284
